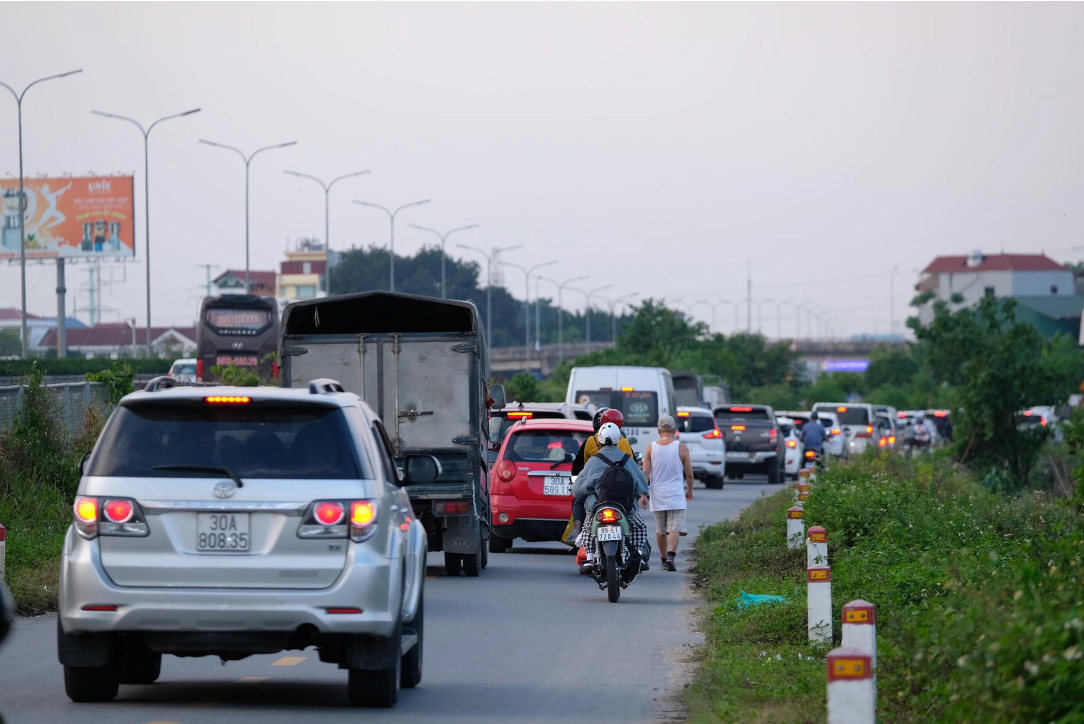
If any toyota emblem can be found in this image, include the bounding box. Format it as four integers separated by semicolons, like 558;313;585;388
213;481;237;499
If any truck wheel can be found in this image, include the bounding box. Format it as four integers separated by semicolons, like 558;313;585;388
401;591;423;689
489;534;511;553
348;618;401;707
444;552;463;577
480;540;489;570
767;461;781;485
64;664;120;703
118;642;161;685
463;551;482;577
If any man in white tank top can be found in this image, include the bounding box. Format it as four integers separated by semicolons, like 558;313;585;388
641;415;694;571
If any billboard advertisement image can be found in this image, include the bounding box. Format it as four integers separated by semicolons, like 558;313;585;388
0;176;135;259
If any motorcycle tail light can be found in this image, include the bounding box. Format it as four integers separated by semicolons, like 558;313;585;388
596;508;623;524
786;440;797;449
804;450;815;459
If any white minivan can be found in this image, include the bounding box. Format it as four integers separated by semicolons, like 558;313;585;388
565;366;676;454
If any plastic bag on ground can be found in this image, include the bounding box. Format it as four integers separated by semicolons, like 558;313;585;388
736;589;787;609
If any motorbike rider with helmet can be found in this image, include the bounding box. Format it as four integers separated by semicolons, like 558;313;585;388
572;422;650;576
568;408;635;555
802;413;827;461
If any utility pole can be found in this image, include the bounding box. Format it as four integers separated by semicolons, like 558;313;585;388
198;263;220;297
88;267;98;326
746;258;752;332
890;266;898;337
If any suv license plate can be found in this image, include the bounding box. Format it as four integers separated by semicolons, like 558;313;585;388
196;513;251;552
597;525;622;541
543;476;572;496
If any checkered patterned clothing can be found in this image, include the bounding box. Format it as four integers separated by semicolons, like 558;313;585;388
581;509;649;559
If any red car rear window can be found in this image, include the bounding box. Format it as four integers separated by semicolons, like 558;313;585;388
505;430;589;463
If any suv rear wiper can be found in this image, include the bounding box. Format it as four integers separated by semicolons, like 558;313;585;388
152;465;244;488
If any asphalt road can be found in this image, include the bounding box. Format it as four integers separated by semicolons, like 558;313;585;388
0;479;773;724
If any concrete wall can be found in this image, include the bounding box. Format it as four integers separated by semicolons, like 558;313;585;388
1012;270;1074;297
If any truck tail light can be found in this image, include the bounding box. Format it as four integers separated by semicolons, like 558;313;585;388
196;359;203;382
731;425;746;431
434;501;469;516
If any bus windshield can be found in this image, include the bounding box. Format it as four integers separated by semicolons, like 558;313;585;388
198;296;280;382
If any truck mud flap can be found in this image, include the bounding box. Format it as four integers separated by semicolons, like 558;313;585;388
443;515;481;554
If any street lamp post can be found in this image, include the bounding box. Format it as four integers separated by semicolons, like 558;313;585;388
283;169;370;296
583;284;613;345
408;223;479;298
353;199;432;292
773;299;791;340
93;107;200;357
457;243;522;346
1;69;83;358
199;138;297;290
503;260;558;362
608;291;638;342
539;275;588;363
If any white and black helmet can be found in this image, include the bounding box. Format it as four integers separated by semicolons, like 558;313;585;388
597;422;622;446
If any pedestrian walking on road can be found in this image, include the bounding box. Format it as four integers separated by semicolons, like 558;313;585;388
642;415;693;572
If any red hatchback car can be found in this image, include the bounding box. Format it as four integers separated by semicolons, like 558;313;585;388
489;418;594;553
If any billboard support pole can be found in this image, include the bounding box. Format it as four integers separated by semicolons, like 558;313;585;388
56;259;66;357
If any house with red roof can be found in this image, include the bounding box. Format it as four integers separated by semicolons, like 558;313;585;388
915;251;1077;328
36;322;197;359
212;269;278;297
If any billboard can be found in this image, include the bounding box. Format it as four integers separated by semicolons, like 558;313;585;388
0;176;135;259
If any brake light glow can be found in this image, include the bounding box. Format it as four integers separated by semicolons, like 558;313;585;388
507;411;533;419
677;411;690;417
1023;410;1033;417
934;411;948;418
496;459;517;481
837;406;848;412
315;501;345;526
897;412;907;418
548;442;564;449
805;450;816;458
856;425;873;438
832;428;842;435
878;438;887;448
769;428;778;443
351;501;376;526
620;387;635;392
703;428;722;439
75;497;98;523
1041;417;1048;427
596;508;623;523
786;440;797;448
731;407;753;412
889;436;897;444
731;425;746;431
103;499;134;524
205;396;251;404
434;501;469;516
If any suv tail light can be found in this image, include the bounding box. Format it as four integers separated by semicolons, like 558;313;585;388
832;428;842;435
74;496;149;539
731;425;746;431
856;425;873;438
298;500;378;542
702;427;722;439
769;428;778;444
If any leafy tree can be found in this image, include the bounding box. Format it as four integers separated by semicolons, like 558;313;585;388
504;372;541;403
909;295;1084;487
84;363;134;405
865;346;919;390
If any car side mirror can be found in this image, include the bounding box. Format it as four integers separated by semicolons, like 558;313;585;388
564;452;575;463
634;452;644;464
79;451;91;476
402;454;442;485
489;384;507;411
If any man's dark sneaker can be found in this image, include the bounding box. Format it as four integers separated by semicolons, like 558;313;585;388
663;558;677;572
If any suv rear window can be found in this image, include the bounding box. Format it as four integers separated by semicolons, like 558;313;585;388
714;406;771;421
504;429;589;463
490;411;568;443
677;414;715;433
87;403;364;479
814;405;870;426
574;390;658;427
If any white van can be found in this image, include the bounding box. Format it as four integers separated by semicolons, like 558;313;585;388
565;366;676;454
811;402;878;454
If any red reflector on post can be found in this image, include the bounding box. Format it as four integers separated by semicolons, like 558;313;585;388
786;506;804;520
827;648;873;681
0;524;5;542
326;607;363;615
807;525;827;543
842;599;876;624
807;567;831;582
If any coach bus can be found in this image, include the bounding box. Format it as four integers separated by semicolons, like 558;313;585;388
196;295;280;382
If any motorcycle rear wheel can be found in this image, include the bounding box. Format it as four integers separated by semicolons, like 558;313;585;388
606;556;620;603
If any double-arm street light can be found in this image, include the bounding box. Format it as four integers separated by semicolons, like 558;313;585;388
1;69;83;358
782;300;803;339
408;223;479;298
354;198;431;292
199;138;297;289
691;299;735;334
457;243;522;346
503;260;558;361
283;169;370;296
607;291;639;342
539;274;588;363
583;284;613;345
94;107;201;357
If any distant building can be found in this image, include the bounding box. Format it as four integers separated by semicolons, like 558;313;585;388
915;251;1084;340
212;269;277;297
37;323;197;359
0;308;87;348
278;238;329;301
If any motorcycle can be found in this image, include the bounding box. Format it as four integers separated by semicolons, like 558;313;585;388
587;503;643;603
803;447;824;470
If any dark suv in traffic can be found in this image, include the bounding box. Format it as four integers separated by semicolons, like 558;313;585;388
713;404;785;484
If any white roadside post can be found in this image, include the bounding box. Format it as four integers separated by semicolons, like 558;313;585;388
795;480;810;503
827;647;876;724
800;465;816;483
807;565;832;642
807;525;828;567
786;506;805;550
842;599;877;669
0;523;5;580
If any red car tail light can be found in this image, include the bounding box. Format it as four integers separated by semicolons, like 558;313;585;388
496;459;517;482
831;428;842;435
326;607;363;615
730;406;753;412
769;428;778;444
856;425;873;438
205;395;251;404
349;500;378;542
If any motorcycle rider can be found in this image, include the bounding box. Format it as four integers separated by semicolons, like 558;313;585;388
569;408;634;550
802;413;827;460
912;413;932;451
573;422;650;576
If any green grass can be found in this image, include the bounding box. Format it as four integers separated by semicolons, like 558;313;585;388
1;474;72;615
686;455;1084;724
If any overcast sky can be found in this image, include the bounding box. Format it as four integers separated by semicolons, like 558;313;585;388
2;2;1082;339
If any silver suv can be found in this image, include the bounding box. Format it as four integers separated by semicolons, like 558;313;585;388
57;378;432;708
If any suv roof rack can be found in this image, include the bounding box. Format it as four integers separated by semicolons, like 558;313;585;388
309;378;346;395
143;376;178;392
